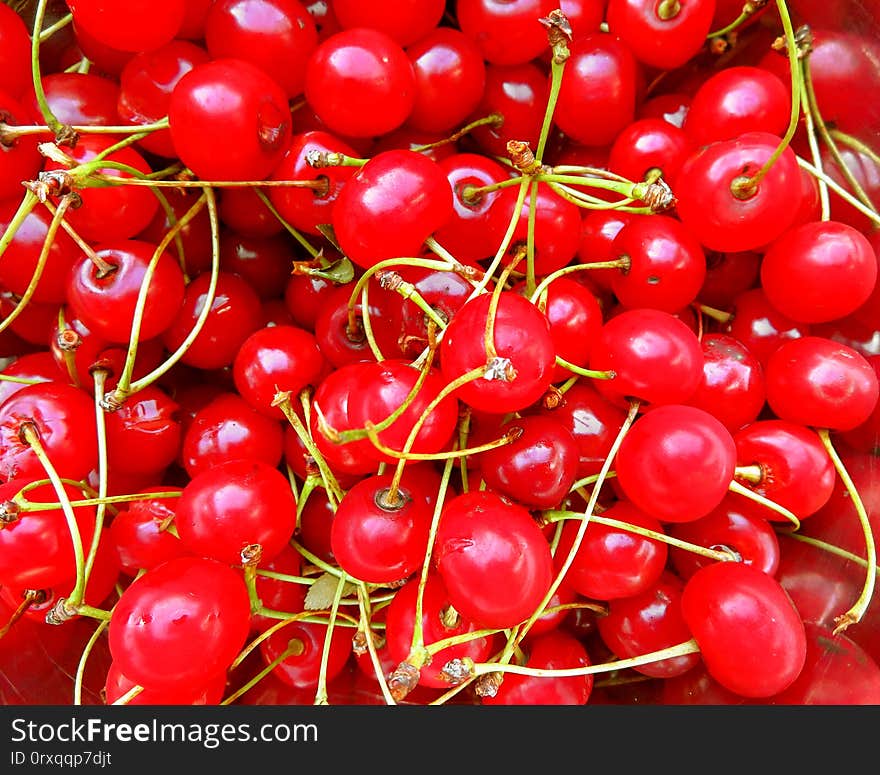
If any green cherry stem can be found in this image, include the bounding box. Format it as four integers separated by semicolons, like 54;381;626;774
728;478;801;530
818;428;876;635
28;0;66;140
0;189;39;264
73;618;110;706
314;571;349;705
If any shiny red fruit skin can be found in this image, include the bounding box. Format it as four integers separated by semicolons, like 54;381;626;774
680;561;807;698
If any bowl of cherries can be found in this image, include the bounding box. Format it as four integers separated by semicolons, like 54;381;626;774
0;0;879;708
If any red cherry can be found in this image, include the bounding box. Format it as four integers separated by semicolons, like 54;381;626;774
205;0;318;99
456;0;557;66
104;385;181;476
733;419;836;522
667;494;780;580
597;570;702;679
482;629;594;705
697;249;761;311
440;291;557;415
232;324;329;419
26;72;122;129
605;0;716;71
760;220;878;325
332;149;453;270
477;414;580;510
673;131;802;253
259;619;353;689
608;116;693;184
304;28;416;139
588;307;704;408
0;477;96;590
764;336;880;431
168;58;292;181
330;473;433;585
65;0;186;53
615;404;737;523
104;661;226;705
108;556;251;690
174;458;297;566
434;489;554;629
66;240;186;344
248;542;307;634
0;4;33;98
555;499;669;601
680;561;808;698
0;381;98;484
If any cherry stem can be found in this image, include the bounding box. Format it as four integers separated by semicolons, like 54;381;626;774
542;509;741;563
111;685;145;706
0;193;72;337
73;618;109;706
695;303;733;324
469;638;701;680
314;571;349;705
483;245;526;361
252;188;320;258
13;487;180;513
507;399;640;661
0;190;39;265
706;0;768;37
796;156;880;227
357;282;386;362
733;463;763;484
0;589;43;639
730;0;802;198
29;0;65;139
1;118;169;143
412;112;504;153
818;428;876;634
40;199;109;272
657;0;682;19
356;583;395;705
529;259;629;307
305;150;367;169
728;478;800;530
394;454;457;700
19;422;86;619
775;529;879;574
554;356;615;380
274;393;345;507
798;61;831;219
38;11;73;41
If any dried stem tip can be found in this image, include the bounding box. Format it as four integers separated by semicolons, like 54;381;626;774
506;140;544;175
388;661;421;702
539;9;573;64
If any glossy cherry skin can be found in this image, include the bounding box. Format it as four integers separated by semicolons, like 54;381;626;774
673;131;801;253
232;324;329;419
260;620;353;689
683;65;790;147
764;336;880;431
456;0;557;65
174;458;297;566
330;474;433;585
0;4;32;98
217;186;283;239
555;499;668;601
553;32;640;148
0;197;81;305
66;0;185;52
104;385;181;476
724;287;812;369
516;278;604;383
697;249;761;311
610;213;707;314
406;26;486;134
137;186;214;277
606;0;716;71
680;561;808;698
684;333;766;434
433;152;517;264
346;359;459;463
0;353;68;408
27;71;122;130
0;381;98;484
537;381;629;480
384;571;495;690
577;208;636;291
42;135;160;244
108;556;251;691
108;487;190;576
162;270;265;371
331;0;445;46
588;307;704;408
218;230;292;301
0;90;42;201
205;0;317;99
304;27;416;138
468;61;549;158
667;493;780;580
66;239;186;345
168;58;292;181
434;489;554;629
477;414;579;510
0;478;96;590
760;220;878;325
615;404;737;523
440;291;556;415
117;39;211;159
482;630;594;705
268;130;361;237
104;661;226;705
608;116;693;184
598;570;702;679
733;419;836;522
332;149;454;270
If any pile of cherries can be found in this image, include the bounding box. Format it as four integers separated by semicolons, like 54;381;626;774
1;0;880;706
